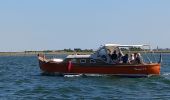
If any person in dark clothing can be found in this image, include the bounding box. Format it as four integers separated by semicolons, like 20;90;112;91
101;55;107;61
111;50;118;60
117;52;123;62
122;54;129;63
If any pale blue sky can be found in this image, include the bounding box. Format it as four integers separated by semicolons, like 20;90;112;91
0;0;170;51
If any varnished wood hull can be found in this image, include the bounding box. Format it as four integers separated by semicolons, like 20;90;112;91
38;58;161;77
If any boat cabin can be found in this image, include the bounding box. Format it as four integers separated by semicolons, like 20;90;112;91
50;44;156;65
91;44;149;64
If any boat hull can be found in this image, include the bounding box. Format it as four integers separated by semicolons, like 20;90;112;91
39;59;160;77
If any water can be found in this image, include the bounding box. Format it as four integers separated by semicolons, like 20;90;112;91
0;54;170;100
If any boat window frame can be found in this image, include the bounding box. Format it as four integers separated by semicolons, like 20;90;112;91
80;59;86;64
71;58;77;63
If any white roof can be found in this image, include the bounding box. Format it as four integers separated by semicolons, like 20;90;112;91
104;44;149;47
66;55;91;58
52;58;63;62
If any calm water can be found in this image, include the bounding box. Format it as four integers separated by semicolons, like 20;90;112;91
0;54;170;100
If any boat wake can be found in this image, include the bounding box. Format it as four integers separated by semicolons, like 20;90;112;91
159;72;170;81
162;73;170;76
41;72;150;78
63;74;106;78
64;74;83;77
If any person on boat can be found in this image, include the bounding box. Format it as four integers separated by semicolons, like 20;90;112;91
111;50;118;60
134;53;143;64
129;53;135;64
107;49;112;58
101;55;107;61
117;52;123;62
122;54;129;63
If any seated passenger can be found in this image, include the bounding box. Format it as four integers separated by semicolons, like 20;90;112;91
134;53;143;64
129;54;135;64
101;55;107;61
111;50;118;60
117;52;123;62
122;54;129;63
108;49;112;58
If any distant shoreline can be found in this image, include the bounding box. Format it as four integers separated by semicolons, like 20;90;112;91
0;51;169;56
0;51;93;56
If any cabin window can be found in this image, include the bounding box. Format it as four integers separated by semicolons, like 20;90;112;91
80;59;86;63
71;59;77;63
90;59;96;63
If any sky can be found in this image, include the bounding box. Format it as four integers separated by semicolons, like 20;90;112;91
0;0;170;51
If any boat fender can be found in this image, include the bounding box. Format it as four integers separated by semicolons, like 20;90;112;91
68;61;72;72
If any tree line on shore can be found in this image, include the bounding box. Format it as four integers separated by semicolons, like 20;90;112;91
24;48;94;53
1;47;170;54
24;47;161;53
24;47;170;53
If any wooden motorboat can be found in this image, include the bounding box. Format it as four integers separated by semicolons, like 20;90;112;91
38;44;161;77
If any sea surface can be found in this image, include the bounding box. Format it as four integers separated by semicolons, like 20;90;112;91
0;53;170;100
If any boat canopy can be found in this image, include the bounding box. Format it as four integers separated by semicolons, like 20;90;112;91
104;44;149;47
66;55;91;58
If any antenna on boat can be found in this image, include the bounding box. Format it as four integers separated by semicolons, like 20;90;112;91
156;46;162;64
157;46;162;64
158;53;162;64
